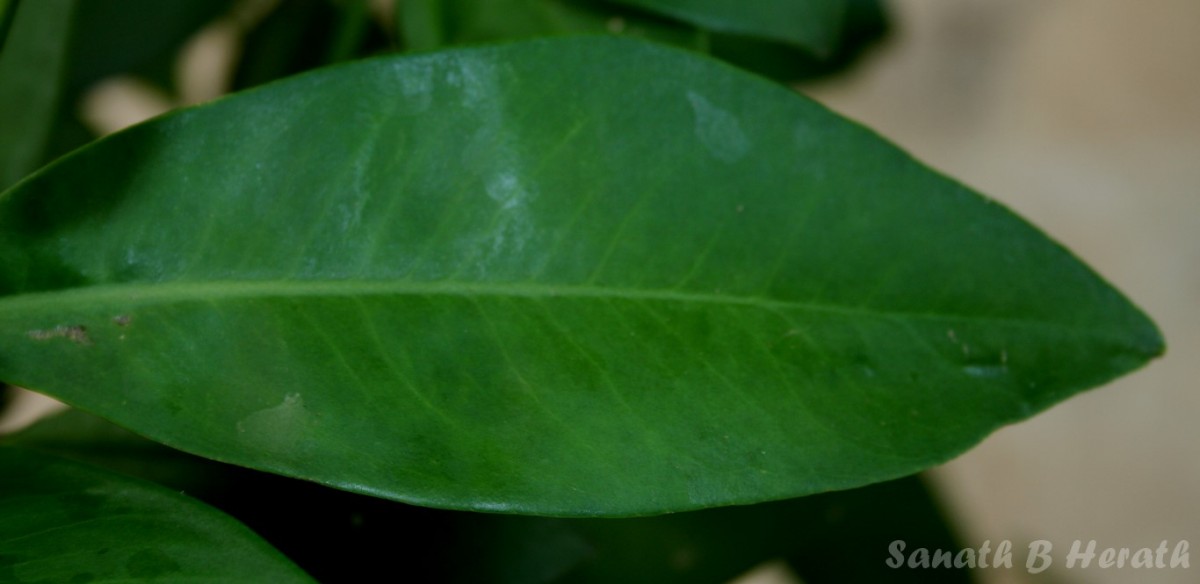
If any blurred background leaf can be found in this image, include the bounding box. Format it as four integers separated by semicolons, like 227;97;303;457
232;0;391;90
6;408;971;583
0;0;74;191
0;445;315;583
397;0;888;82
0;0;19;52
707;0;888;82
40;0;234;163
397;0;705;53
607;0;846;56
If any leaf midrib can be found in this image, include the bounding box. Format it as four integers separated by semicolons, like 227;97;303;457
0;279;1130;339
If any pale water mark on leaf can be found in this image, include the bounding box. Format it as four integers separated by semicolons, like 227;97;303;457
686;91;750;163
486;171;532;211
236;392;313;456
962;364;1008;379
448;56;544;276
393;58;434;114
455;55;500;110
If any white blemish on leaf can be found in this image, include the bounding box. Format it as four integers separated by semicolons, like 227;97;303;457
472;171;537;263
963;365;1008;378
446;57;546;277
687;91;749;163
457;57;498;109
486;171;530;210
397;60;433;111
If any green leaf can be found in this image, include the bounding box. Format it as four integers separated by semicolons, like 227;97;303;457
709;0;889;82
3;408;229;493
0;0;19;52
611;0;846;56
397;0;880;82
34;0;236;166
0;37;1162;516
0;0;75;191
398;0;443;51
7;410;967;583
233;0;390;91
5;408;429;583
399;0;704;52
0;447;314;583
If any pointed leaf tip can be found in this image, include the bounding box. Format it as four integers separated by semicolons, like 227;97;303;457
0;37;1163;515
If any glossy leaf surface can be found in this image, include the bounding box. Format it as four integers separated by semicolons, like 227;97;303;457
0;37;1163;516
0;447;314;583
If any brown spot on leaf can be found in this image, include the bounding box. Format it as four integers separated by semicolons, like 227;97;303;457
27;325;91;345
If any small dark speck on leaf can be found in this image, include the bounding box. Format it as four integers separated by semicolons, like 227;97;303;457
27;325;91;345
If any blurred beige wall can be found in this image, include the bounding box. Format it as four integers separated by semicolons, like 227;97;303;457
802;1;1199;583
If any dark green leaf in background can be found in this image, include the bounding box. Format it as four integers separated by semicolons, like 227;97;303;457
453;475;972;584
37;0;235;164
6;409;970;583
0;447;314;583
0;0;19;52
233;0;391;91
609;0;845;56
711;0;889;82
398;0;885;82
399;0;705;53
3;408;229;492
0;37;1162;516
1;0;239;191
398;0;444;51
0;0;75;191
